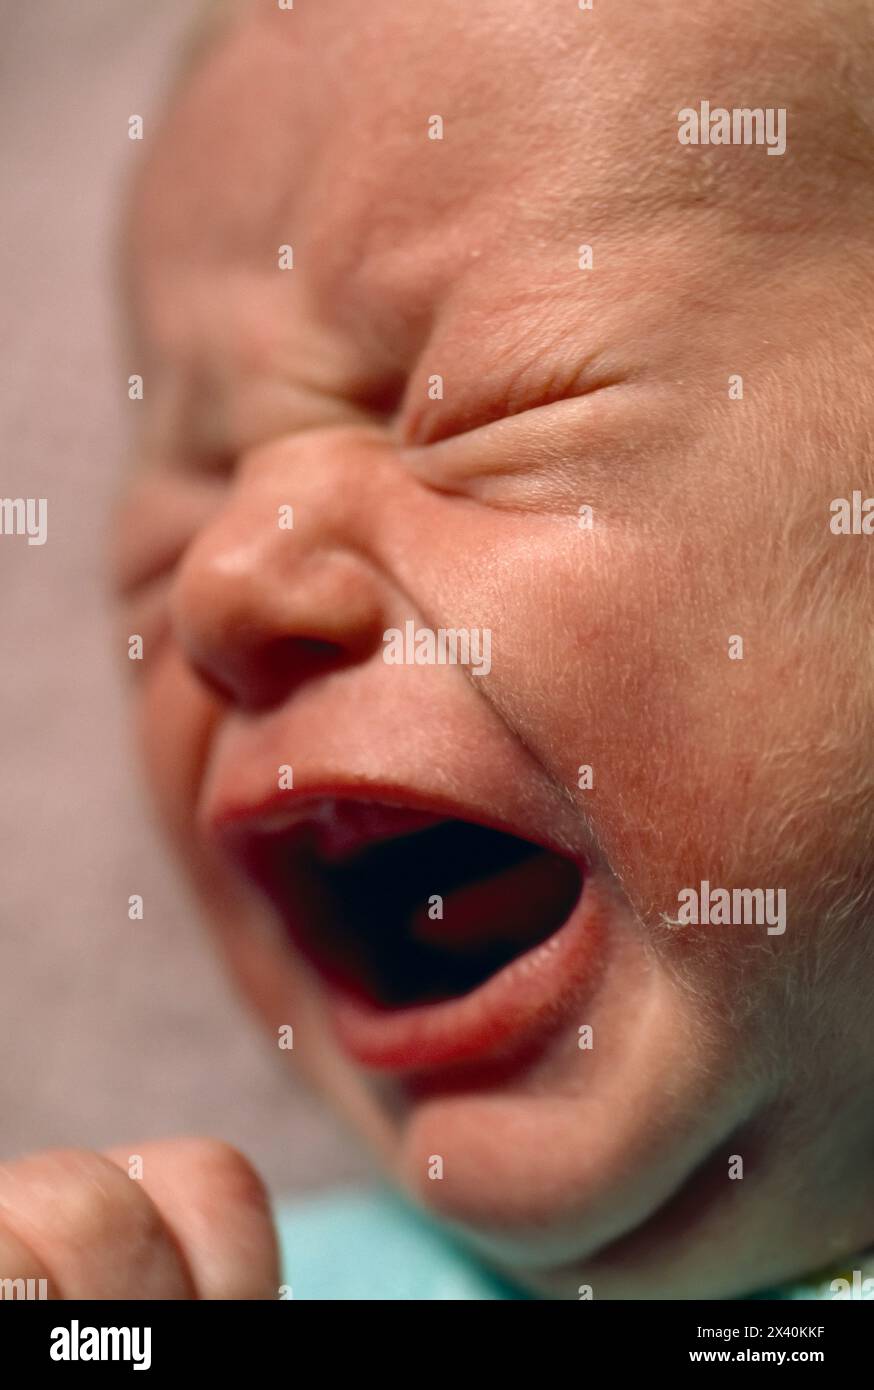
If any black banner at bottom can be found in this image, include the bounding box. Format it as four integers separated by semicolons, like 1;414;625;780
1;1297;868;1374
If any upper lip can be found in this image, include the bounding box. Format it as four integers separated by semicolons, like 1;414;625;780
211;791;452;863
201;758;593;866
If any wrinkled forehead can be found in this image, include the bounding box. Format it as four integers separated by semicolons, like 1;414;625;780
128;0;871;387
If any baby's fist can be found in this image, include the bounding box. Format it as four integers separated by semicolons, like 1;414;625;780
0;1138;279;1298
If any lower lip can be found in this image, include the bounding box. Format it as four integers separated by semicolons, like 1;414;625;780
322;875;609;1073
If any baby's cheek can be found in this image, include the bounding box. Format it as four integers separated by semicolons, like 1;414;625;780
136;647;219;852
469;505;847;959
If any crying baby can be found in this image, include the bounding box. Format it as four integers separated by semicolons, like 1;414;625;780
2;0;873;1302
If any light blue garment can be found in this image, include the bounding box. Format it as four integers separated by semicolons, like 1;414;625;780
275;1187;526;1300
275;1186;874;1301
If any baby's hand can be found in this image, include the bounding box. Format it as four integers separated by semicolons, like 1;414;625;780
0;1139;279;1298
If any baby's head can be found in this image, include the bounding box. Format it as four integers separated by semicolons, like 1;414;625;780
115;0;874;1297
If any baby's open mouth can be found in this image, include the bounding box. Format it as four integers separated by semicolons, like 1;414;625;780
219;796;599;1071
283;811;580;1006
261;809;582;1008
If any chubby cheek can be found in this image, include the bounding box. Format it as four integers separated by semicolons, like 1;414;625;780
136;651;266;990
439;503;832;949
136;648;217;850
135;651;286;1015
133;646;397;1147
569;567;851;949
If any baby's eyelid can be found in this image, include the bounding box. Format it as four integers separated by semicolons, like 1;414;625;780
403;377;631;456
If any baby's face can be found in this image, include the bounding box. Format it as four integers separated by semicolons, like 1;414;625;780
117;0;874;1296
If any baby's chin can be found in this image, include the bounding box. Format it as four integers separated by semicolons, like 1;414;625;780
273;884;770;1298
383;1001;748;1297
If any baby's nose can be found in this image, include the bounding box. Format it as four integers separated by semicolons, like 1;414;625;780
170;430;391;711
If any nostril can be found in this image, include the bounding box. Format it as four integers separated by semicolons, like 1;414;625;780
190;636;349;713
266;636;348;693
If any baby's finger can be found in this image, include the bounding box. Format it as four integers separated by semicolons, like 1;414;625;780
0;1219;60;1298
0;1148;196;1298
103;1138;279;1299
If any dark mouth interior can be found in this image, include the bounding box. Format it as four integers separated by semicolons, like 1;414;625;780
268;818;583;1010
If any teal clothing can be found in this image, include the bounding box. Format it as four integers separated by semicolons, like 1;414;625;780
275;1187;526;1300
275;1187;874;1301
276;1189;872;1295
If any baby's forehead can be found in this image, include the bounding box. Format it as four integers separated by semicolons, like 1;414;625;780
158;0;869;216
130;0;871;410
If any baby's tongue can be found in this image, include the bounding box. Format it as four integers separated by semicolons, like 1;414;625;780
409;849;581;953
